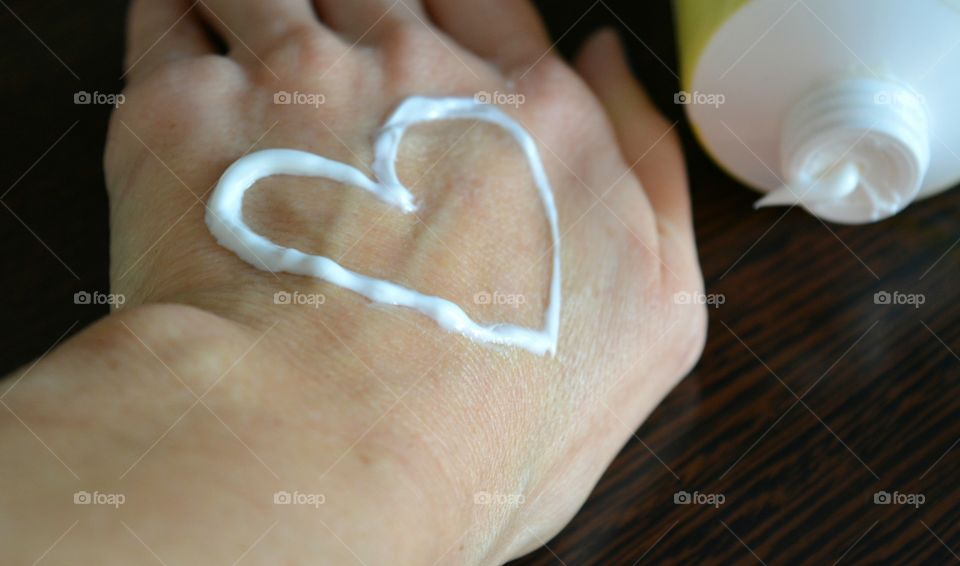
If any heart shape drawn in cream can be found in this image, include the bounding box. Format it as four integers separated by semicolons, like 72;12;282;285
206;96;560;356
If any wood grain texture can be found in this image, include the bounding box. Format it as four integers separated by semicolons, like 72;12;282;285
0;1;956;564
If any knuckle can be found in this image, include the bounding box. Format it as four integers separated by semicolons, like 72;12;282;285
516;58;604;144
106;56;243;187
123;55;243;110
521;57;581;107
116;55;243;135
259;25;346;79
378;20;434;56
377;22;489;87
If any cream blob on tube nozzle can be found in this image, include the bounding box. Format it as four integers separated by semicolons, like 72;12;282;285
674;0;960;224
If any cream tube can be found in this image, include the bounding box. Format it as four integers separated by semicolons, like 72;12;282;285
206;97;562;356
675;0;960;224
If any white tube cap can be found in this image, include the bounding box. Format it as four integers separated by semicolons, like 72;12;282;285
757;78;931;224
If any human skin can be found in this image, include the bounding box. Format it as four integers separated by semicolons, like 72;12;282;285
0;0;706;564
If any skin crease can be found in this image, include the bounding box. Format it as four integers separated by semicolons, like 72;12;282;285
0;0;706;564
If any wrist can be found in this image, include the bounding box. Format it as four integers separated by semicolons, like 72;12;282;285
2;303;479;564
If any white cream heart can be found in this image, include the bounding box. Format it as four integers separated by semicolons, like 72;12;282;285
206;96;561;356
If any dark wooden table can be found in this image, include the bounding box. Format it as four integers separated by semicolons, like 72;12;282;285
2;1;957;564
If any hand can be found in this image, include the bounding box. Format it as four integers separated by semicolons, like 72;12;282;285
2;0;705;563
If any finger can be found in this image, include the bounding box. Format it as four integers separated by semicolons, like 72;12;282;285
575;29;693;238
425;0;551;73
125;0;216;81
314;0;426;41
198;0;320;54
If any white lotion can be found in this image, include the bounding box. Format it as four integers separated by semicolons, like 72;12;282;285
676;0;960;224
206;96;561;356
